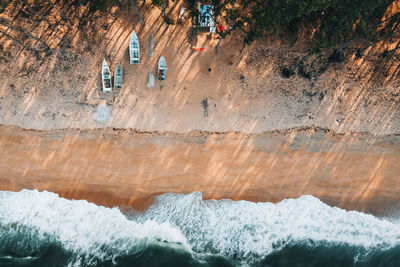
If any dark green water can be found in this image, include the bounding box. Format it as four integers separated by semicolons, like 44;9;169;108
1;190;399;267
2;241;400;266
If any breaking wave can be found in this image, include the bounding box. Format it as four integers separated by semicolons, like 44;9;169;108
1;189;400;266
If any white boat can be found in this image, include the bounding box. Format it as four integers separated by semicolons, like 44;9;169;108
158;56;166;80
129;31;140;64
102;58;112;92
114;63;123;89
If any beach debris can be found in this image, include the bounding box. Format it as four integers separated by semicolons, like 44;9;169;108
114;63;123;89
101;59;112;92
158;56;167;80
94;101;111;123
336;117;344;123
193;47;205;51
147;73;155;88
208;68;211;72
129;31;140;64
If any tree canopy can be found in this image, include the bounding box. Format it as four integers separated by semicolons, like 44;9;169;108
88;0;117;11
211;0;394;49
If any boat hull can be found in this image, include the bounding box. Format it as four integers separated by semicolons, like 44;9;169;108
129;31;140;64
114;64;123;89
158;56;166;80
102;59;112;92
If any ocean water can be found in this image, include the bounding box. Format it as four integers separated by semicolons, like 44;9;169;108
1;190;400;267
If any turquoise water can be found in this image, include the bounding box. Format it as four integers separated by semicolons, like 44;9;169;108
1;190;399;266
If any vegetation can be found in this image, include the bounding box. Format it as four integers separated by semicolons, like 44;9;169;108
88;0;118;11
186;0;397;52
242;0;392;49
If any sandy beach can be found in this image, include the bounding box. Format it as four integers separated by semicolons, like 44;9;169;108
0;1;399;134
0;125;399;216
0;1;399;216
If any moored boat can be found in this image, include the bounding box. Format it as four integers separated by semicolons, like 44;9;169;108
129;31;140;64
114;63;123;89
102;58;112;92
158;56;166;80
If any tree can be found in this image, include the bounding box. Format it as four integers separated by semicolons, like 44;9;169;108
88;0;117;11
187;0;394;51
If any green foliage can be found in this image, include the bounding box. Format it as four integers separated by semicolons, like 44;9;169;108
89;0;118;11
235;0;393;47
189;0;394;50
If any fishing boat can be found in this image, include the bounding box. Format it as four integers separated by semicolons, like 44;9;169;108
114;63;123;89
102;58;112;92
129;31;140;64
158;56;166;80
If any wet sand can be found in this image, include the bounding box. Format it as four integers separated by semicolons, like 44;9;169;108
0;125;399;216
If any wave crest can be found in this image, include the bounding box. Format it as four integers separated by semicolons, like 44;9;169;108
1;190;400;265
139;192;400;262
0;189;188;265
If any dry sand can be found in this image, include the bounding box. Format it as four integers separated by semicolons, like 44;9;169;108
0;1;399;215
0;1;399;134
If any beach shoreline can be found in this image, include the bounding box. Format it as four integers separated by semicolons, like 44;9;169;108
0;1;399;219
1;125;399;216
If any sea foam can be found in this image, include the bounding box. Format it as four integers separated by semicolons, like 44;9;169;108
0;190;188;265
1;189;400;265
140;192;400;262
